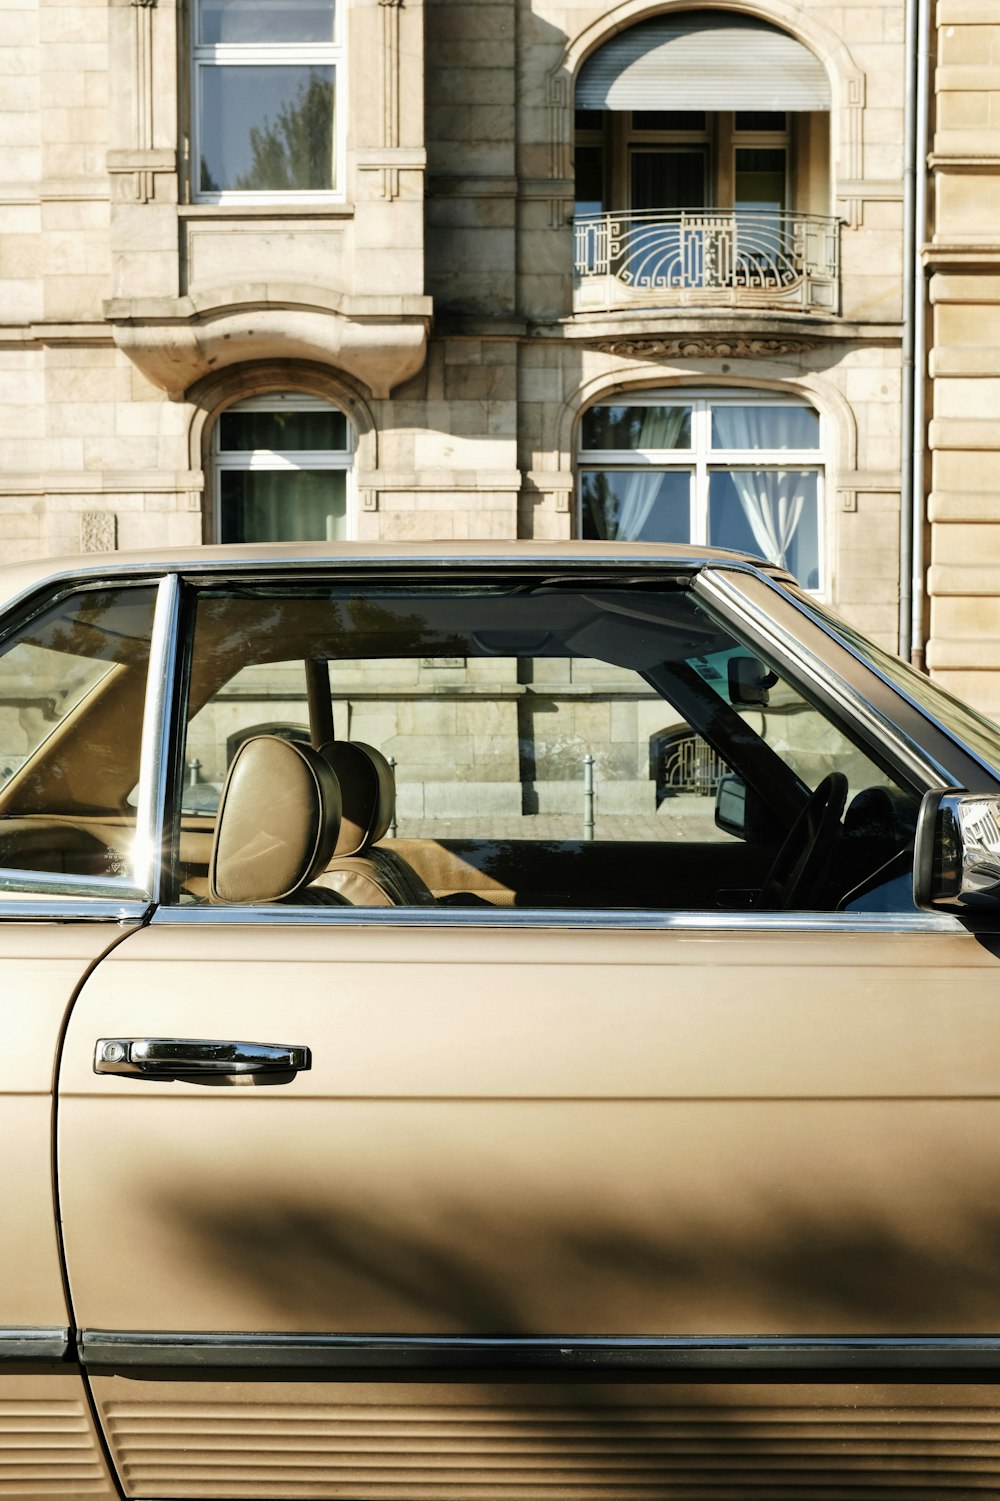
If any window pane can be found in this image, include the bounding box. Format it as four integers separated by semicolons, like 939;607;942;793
581;405;691;451
574;109;605;132
220;469;347;542
0;587;157;880
708;469;820;587
735;147;786;213
711;405;819;450
199;0;335;45
219;407;348;451
632;111;706;130
179;584;918;912
581;470;691;542
735;112;786;131
574;146;604;217
199;66;334;192
630;149;705;212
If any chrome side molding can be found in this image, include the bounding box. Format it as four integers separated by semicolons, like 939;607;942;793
78;1331;1000;1371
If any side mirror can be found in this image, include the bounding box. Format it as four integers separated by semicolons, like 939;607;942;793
914;789;1000;911
728;655;778;708
715;773;747;838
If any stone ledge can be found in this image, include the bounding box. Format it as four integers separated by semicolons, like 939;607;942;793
926;639;1000;670
928;563;1000;595
930;345;1000;376
930;491;1000;521
929;418;1000;450
104;285;433;399
930;273;1000;302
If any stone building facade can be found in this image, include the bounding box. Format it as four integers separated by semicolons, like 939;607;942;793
0;0;994;708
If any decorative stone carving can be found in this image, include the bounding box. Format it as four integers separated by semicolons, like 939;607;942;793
594;336;820;359
81;513;118;553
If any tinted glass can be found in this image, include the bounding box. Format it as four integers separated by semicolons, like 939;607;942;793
199;0;335;45
198;66;334;192
219;408;348;451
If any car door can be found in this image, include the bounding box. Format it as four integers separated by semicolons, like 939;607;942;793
55;563;1000;1498
0;573;165;1496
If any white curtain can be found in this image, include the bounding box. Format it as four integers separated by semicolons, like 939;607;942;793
615;405;689;539
711;406;811;568
221;469;347;543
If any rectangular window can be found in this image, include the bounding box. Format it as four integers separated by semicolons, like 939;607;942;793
193;0;339;200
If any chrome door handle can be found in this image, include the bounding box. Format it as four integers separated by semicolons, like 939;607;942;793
94;1038;311;1077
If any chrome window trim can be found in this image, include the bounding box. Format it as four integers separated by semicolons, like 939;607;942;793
0;1326;71;1362
79;1329;1000;1371
131;574;181;901
696;567;955;788
0;900;149;922
152;904;965;934
0;551;786;623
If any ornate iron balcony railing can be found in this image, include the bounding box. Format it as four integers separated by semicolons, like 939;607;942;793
573;209;840;314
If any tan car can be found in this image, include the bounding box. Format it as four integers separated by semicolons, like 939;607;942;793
3;540;1000;1499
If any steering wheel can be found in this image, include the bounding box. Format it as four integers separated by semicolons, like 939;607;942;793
757;772;849;911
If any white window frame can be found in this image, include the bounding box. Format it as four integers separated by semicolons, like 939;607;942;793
577;390;826;592
192;0;344;205
213;393;355;543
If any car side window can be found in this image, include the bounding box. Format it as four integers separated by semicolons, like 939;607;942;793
173;581;920;913
0;586;158;887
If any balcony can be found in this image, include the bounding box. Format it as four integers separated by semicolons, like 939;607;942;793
573;209;840;316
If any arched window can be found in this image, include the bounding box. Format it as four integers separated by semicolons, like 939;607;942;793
578;390;823;588
212;393;353;543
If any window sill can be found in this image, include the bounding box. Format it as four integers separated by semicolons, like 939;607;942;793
179;202;355;220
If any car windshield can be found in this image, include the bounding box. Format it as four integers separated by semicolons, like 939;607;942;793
783;584;1000;775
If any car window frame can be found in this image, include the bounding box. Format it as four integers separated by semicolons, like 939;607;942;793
145;562;985;934
0;572;179;914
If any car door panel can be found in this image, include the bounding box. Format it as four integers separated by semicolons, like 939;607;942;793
0;918;140;1500
58;918;1000;1339
57;917;1000;1496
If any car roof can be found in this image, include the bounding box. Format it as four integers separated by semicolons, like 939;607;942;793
0;540;791;613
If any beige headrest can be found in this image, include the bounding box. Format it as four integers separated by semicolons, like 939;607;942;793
319;741;395;857
209;736;342;904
